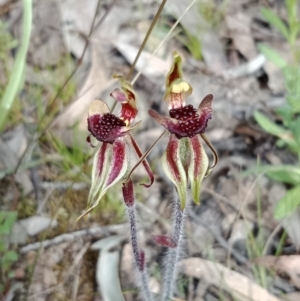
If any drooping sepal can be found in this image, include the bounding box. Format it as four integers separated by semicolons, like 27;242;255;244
187;135;209;205
77;138;128;220
164;52;192;109
128;134;154;188
152;235;177;248
122;177;135;207
162;134;188;209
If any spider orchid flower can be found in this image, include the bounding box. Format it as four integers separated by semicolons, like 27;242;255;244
149;52;218;210
78;76;154;220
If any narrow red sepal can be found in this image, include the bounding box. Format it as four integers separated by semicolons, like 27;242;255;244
122;178;135;207
129;135;154;187
152;235;177;248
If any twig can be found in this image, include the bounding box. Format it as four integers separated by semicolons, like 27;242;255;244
131;0;197;85
188;209;248;265
262;223;282;255
63;242;91;283
71;261;82;301
20;224;128;254
126;0;168;80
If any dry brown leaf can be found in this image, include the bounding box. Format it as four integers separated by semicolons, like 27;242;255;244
225;13;256;60
284;291;300;301
61;0;133;57
27;0;66;67
61;0;100;58
50;43;110;146
179;258;281;301
166;0;227;75
253;255;300;289
114;41;171;79
0;125;33;194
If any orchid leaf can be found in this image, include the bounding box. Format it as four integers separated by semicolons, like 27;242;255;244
258;44;287;69
245;165;300;185
274;185;300;219
261;8;289;41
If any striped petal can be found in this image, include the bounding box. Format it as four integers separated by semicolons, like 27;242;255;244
88;142;111;206
78;138;128;220
162;134;188;209
187;135;209;205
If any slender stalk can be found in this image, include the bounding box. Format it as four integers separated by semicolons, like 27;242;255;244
127;206;153;301
161;196;185;301
126;0;167;80
0;0;32;131
131;0;197;85
122;179;154;301
111;0;168;113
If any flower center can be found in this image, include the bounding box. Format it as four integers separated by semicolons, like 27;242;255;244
88;113;126;142
169;104;198;120
169;105;205;138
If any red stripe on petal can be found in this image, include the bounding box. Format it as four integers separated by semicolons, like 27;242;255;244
97;142;109;176
167;53;182;86
106;139;126;186
190;136;201;178
166;135;181;182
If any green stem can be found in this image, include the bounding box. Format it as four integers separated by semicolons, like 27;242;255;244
0;0;32;132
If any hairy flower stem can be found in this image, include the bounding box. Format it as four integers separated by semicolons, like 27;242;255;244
161;197;185;301
126;206;154;301
123;180;153;301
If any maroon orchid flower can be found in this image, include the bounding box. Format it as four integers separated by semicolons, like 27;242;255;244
78;76;154;220
149;52;218;209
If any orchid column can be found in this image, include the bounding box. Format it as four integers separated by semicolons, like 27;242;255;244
149;52;218;300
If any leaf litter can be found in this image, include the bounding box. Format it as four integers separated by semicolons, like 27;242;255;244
1;0;300;300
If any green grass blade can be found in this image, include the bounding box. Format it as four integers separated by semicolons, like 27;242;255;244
254;111;288;136
0;0;32;131
257;44;287;69
274;185;300;219
261;8;290;41
245;165;300;185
